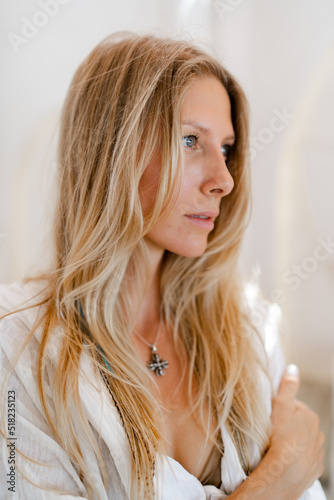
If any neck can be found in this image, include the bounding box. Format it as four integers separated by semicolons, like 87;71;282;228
129;238;165;340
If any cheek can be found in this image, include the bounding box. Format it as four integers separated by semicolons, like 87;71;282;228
174;171;199;212
139;156;197;219
139;157;161;214
165;183;191;219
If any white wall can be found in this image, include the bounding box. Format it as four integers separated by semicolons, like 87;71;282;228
1;0;333;382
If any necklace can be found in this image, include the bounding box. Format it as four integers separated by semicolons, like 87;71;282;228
133;318;169;376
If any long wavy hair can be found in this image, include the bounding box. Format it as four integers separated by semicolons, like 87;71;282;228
1;32;271;499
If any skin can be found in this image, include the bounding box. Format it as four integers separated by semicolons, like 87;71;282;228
139;75;235;260
135;75;235;333
131;76;325;494
228;373;325;499
131;76;236;476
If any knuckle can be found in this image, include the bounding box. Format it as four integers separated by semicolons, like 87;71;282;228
272;395;284;407
284;379;297;391
306;408;319;425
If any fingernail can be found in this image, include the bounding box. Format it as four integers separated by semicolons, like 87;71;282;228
286;364;299;377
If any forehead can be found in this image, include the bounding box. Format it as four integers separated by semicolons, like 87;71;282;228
181;76;234;137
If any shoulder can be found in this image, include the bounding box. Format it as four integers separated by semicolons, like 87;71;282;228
0;279;50;337
0;279;64;425
0;282;90;498
0;280;44;354
0;279;58;382
0;279;48;315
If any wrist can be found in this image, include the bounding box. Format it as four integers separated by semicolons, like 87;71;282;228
227;449;299;500
245;448;300;500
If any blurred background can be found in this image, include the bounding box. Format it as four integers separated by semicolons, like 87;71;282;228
1;0;333;496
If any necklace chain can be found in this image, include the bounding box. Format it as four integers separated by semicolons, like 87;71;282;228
132;317;169;376
132;317;163;348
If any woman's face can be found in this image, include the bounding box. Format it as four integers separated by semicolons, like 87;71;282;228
140;75;235;258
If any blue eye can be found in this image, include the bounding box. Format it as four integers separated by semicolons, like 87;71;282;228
182;135;234;160
182;135;198;150
221;144;232;160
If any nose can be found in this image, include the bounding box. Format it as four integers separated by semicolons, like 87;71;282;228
200;151;234;198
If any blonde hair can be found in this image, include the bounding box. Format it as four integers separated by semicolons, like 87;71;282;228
1;32;271;499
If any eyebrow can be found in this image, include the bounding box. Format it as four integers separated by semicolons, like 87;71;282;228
181;120;235;143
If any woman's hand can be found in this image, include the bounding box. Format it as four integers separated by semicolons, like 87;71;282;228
228;365;325;500
266;364;325;497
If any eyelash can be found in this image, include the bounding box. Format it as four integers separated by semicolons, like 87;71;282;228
182;134;233;160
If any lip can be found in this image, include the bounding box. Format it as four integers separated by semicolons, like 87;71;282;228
184;213;217;230
185;211;219;219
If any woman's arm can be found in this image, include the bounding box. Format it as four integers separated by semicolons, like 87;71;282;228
226;371;325;500
0;305;127;500
0;325;88;498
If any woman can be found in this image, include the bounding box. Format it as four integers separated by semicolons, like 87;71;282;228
0;32;326;499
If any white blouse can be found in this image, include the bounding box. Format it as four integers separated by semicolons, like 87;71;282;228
0;281;327;499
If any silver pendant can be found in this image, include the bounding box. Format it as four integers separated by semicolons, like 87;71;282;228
147;345;169;376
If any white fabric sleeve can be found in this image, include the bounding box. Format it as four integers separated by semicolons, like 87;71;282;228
204;485;228;499
0;315;90;499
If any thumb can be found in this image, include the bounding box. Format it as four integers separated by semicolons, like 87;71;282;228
277;364;300;401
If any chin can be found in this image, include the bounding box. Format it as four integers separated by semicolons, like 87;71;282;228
168;243;207;258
